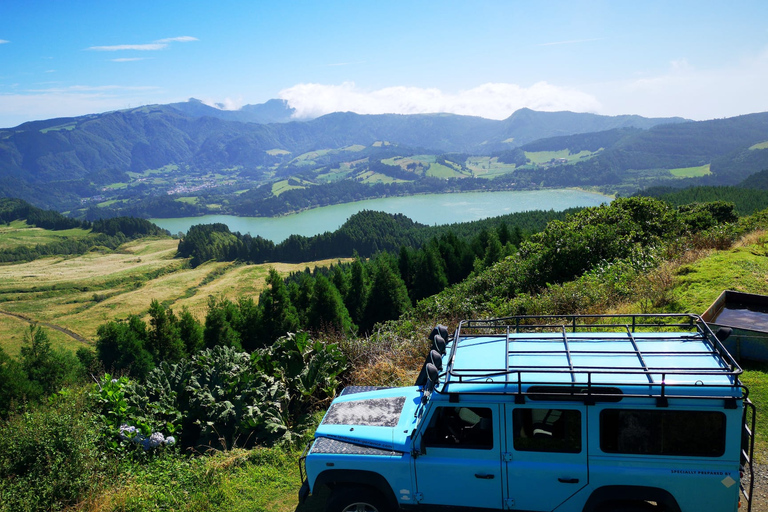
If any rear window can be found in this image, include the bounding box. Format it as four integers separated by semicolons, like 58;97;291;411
600;409;726;457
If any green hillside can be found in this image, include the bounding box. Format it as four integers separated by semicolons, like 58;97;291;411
2;198;768;512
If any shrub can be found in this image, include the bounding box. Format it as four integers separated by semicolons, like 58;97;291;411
0;389;104;512
93;333;346;452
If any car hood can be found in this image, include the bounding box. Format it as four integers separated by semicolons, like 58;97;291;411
314;386;424;453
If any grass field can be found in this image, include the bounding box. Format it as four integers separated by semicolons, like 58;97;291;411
669;163;712;178
0;220;91;249
750;141;768;150
426;162;464;178
272;179;308;196
357;171;404;184
0;236;349;357
465;156;517;178
524;149;597;165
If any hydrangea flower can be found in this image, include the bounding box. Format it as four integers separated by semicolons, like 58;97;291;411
118;424;175;450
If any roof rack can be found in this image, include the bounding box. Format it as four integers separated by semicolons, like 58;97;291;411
437;314;745;405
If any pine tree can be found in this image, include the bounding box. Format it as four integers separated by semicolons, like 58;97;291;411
345;257;368;327
178;307;204;355
411;243;448;303
148;299;185;363
257;268;299;346
361;257;411;333
203;296;242;350
308;274;355;333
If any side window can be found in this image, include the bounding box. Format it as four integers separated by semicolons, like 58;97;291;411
513;408;582;453
600;409;726;457
423;407;494;449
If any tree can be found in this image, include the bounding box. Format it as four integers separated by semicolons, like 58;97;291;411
398;245;415;290
0;346;37;417
481;230;503;270
258;268;300;347
308;274;355;334
345;257;369;327
361;257;411;333
178;307;204;355
20;325;82;395
203;296;242;350
148;299;185;363
237;297;262;352
96;316;153;378
410;244;448;303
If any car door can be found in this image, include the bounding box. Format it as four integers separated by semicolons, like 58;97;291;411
504;404;588;511
414;403;502;508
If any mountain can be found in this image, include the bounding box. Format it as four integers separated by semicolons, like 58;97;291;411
513;112;768;191
2;101;767;216
166;98;298;124
0;104;683;184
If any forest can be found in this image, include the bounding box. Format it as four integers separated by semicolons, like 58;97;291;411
175;208;574;266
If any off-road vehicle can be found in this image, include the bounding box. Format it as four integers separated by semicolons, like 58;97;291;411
299;314;755;512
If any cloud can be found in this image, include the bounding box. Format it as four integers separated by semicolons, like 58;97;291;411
89;43;167;51
278;81;601;119
111;58;147;62
155;36;198;43
0;40;9;44
199;97;244;111
87;36;197;52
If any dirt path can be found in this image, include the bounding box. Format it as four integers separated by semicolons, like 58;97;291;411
0;309;90;345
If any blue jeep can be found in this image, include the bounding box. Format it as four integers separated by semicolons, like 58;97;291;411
300;314;755;512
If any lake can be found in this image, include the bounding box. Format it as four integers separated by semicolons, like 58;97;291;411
151;189;609;242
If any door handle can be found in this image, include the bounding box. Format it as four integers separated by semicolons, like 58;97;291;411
475;473;495;479
558;477;579;484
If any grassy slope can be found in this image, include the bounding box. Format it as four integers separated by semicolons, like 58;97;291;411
656;230;768;458
668;231;768;314
0;233;349;357
0;220;91;249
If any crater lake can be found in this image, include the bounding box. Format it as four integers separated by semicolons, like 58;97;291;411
151;189;610;242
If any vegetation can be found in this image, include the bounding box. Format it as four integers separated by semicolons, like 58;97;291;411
0;198;167;263
638;182;768;216
177;207;568;266
4;195;768;511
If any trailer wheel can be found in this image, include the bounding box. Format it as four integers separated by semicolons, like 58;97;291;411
326;485;390;512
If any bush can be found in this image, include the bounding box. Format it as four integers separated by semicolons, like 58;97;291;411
0;389;105;512
93;333;346;452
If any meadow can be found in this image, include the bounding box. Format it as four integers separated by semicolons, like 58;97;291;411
0;231;348;357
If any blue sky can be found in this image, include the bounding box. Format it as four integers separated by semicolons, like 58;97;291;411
1;0;767;127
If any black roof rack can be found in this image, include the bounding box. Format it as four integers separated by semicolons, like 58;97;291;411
436;314;745;404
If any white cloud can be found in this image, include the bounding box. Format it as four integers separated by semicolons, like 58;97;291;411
87;36;197;52
0;40;9;44
111;57;147;62
89;43;167;51
155;36;198;43
201;97;244;111
278;81;601;119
